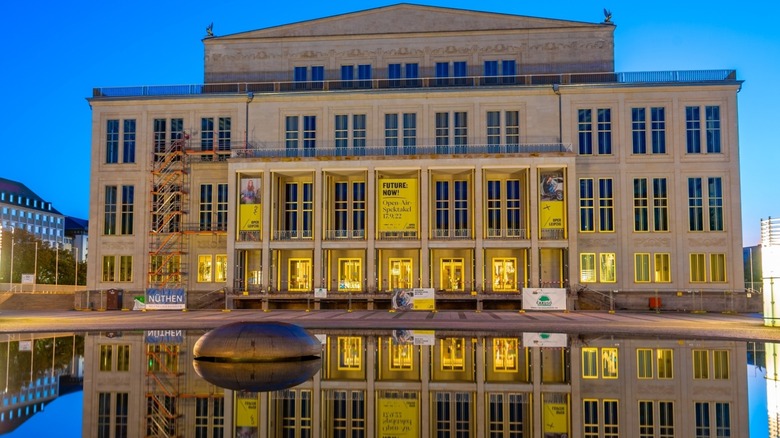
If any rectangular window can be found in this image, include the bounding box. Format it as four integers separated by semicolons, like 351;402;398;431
338;258;362;291
659;401;675;437
120;185;134;235
597;109;612;155
603;400;619;437
653;178;669;231
402;113;417;154
637;349;653;379
654;253;671;282
690;253;706;282
440;338;466;371
688;177;704;231
602;348;618;379
579;179;594;232
706;106;721;153
357;64;371;88
631;108;646;153
635;253;650;283
711;253;727;282
714;350;729;379
201;117;214;153
708;177;724;231
487;180;501;233
486;111;520;152
99;345;113;371
651;107;666;153
117;345;130;372
598;178;614;231
303;115;316;157
198;255;213;282
106;119;119;164
352;182;366;236
435;112;449;153
119;256;132;282
285;116;299;154
657;349;673;379
582;347;598;378
104;186;117;235
218;117;231;154
639;400;654;438
98;392;111;437
200;184;213;231
633;178;649;231
686;106;701;153
695;402;710;437
215;254;227;282
102;256;115;282
384;113;398;154
600;253;616;283
583;399;599;438
454;112;467;152
693;350;709;379
578;109;593;155
580;253;596;283
217;183;228;231
353;114;366;154
715;402;730;436
122;119;136;163
337;337;362;370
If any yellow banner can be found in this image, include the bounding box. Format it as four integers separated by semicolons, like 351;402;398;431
540;201;564;229
236;397;258;427
378;398;418;438
378;179;418;232
239;204;262;232
543;402;568;433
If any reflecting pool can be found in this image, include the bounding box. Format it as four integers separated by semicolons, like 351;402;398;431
0;329;775;437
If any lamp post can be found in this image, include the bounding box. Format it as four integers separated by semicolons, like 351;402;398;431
9;228;14;289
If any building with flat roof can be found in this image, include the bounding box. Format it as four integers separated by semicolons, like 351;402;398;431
87;4;744;311
0;177;66;247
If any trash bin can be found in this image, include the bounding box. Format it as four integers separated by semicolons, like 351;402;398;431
106;289;124;310
649;297;661;310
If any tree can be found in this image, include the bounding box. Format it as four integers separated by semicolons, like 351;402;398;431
0;228;86;286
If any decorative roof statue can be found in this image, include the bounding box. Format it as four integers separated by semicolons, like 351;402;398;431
206;22;214;38
603;8;612;23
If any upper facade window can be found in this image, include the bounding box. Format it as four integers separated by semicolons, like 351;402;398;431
685;105;721;154
631;107;666;154
106;119;136;164
578;109;612;155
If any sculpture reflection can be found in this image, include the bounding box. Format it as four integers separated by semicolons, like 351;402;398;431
192;321;321;392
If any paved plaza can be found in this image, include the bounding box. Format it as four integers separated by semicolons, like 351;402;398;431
0;309;778;342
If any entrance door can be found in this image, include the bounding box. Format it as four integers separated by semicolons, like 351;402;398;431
492;257;517;292
388;258;413;290
440;258;464;292
288;258;312;292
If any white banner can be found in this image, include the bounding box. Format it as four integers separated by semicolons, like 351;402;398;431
522;288;567;311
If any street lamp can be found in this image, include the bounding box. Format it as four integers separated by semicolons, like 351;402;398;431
9;228;14;289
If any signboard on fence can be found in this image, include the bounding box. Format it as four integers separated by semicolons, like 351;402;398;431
21;274;34;285
522;288;567;311
145;288;186;310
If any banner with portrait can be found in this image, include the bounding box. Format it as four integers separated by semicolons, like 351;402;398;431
539;170;565;230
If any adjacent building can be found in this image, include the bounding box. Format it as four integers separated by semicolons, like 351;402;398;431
87;5;744;310
0;177;67;248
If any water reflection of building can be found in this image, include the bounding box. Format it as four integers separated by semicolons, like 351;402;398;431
0;333;83;434
82;328;747;436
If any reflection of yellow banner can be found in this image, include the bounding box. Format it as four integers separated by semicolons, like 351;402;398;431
239;204;262;231
236;397;258;427
540;201;564;229
543;402;568;433
378;179;417;232
378;398;418;438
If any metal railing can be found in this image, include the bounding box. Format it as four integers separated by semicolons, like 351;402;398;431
93;69;738;98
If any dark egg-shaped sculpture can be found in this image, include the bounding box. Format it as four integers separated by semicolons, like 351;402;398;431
193;321;322;392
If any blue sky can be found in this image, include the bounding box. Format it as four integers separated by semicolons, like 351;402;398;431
1;0;778;245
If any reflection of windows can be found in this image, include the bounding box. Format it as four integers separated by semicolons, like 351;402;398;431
388;339;414;370
328;390;365;437
492;258;517;291
338;258;362;291
440;259;464;292
583;399;619;437
440;338;465;371
117;345;130;372
582;347;618;379
602;348;618;378
488;393;528;436
388;258;413;290
100;345;113;371
434;392;472;436
492;338;518;372
658;349;674;379
147;344;179;373
337;337;362;370
288;258;312;292
198;255;212;282
714;350;729;379
637;349;653;379
693;350;709;379
274;389;312;437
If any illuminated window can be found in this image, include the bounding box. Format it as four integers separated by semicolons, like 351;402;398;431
602;348;618;379
388;258;413;290
441;338;465;371
215;255;227;282
492;258;517;292
147;344;179;374
600;253;616;283
635;254;650;283
440;259;464;292
657;349;673;379
655;254;671;282
582;348;598;378
690;253;706;282
198;255;212;282
119;256;132;282
714;350;729;379
492;338;519;372
99;345;112;371
288;258;312;292
337;337;362;370
710;253;727;282
102;256;115;282
637;349;653;379
580;253;596;283
338;258;362;291
388;339;414;370
693;350;709;379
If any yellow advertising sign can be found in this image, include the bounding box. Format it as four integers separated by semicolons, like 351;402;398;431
540;201;564;230
236;397;258;427
239;204;262;231
378;398;419;438
543;402;568;434
378;179;418;232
